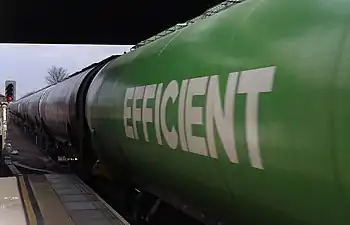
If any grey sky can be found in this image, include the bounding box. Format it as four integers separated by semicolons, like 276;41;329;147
0;44;134;98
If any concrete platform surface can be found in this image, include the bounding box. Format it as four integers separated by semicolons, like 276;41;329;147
0;174;130;225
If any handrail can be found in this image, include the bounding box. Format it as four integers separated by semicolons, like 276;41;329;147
131;0;244;50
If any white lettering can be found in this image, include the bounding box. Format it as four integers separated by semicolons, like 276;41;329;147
142;84;157;142
132;86;145;140
124;87;135;139
122;66;277;170
206;73;239;163
185;76;209;156
160;80;179;149
178;79;189;151
154;83;163;145
238;66;276;169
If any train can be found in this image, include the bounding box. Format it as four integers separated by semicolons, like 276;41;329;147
9;0;350;224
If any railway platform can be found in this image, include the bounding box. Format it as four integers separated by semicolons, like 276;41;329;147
0;119;130;225
0;174;129;225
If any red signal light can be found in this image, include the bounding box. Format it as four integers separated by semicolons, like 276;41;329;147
7;96;12;102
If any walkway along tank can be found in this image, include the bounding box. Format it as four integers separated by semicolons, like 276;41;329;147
85;0;350;224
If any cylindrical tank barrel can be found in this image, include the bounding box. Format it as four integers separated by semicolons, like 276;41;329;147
27;89;47;126
39;68;93;140
85;1;350;224
39;55;120;141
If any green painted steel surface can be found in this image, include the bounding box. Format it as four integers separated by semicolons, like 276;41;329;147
86;0;350;224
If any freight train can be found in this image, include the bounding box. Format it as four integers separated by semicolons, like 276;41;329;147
8;0;350;224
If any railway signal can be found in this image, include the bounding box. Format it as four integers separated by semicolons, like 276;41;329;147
5;80;16;102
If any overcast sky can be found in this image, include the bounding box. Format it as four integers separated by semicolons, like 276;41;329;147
0;44;134;98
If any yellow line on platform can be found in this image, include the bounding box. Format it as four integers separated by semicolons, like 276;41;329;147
18;176;37;225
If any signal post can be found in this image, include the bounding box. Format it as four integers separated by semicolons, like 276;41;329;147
1;102;8;150
1;80;16;151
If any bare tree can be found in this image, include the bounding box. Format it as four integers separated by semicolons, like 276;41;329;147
45;66;69;85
